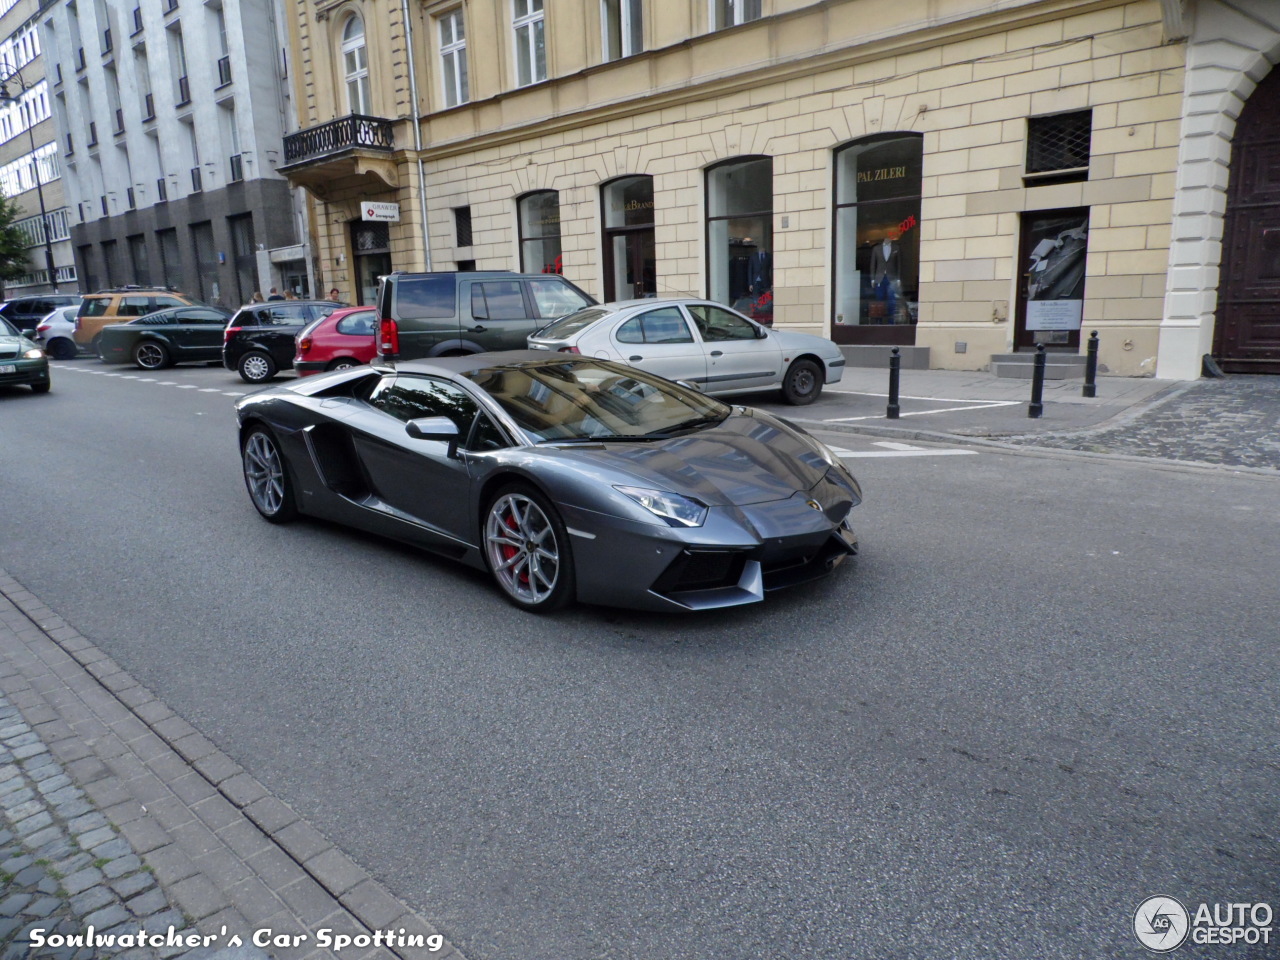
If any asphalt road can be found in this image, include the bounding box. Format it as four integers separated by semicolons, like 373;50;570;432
3;360;1278;959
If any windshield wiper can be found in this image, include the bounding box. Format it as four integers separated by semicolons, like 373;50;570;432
538;434;664;444
644;414;727;438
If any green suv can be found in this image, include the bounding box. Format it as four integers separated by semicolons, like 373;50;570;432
376;271;595;358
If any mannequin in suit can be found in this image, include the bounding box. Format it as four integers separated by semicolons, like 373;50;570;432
748;249;772;295
869;234;903;322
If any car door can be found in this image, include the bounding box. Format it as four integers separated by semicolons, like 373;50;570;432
465;279;540;351
260;303;315;365
607;306;708;385
173;308;231;359
684;302;781;393
346;374;477;545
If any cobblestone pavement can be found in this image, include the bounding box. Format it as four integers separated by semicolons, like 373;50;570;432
1003;375;1280;470
0;691;196;960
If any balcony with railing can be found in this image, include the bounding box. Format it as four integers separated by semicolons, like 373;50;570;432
279;114;398;190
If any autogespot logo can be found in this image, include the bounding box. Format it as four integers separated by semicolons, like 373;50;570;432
1134;896;1191;952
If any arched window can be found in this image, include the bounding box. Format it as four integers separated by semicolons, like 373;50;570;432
832;132;922;343
518;191;562;274
341;15;371;116
706;156;772;319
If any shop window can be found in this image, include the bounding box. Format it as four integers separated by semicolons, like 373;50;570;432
831;133;922;338
1025;110;1091;185
518;190;562;274
706;157;772;320
602;175;655;300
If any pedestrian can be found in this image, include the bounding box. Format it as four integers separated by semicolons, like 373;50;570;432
267;287;284;301
328;287;341;302
250;292;264;303
284;290;297;300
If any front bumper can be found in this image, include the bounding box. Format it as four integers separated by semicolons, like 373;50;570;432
0;357;50;386
568;476;859;612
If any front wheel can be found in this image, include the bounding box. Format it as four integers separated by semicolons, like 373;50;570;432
781;358;823;405
326;357;359;371
483;484;574;613
48;338;77;360
241;426;296;523
238;351;277;384
134;341;171;370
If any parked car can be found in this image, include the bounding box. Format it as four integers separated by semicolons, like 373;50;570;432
0;316;51;393
223;300;343;383
33;305;82;359
526;298;846;405
0;295;82;335
375;271;595;358
236;351;860;613
97;306;234;369
73;288;198;353
293;306;378;377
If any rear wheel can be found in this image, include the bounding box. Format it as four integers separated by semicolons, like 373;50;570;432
134;341;171;370
48;338;77;360
241;426;296;523
238;351;277;383
781;358;823;405
483;483;574;612
326;357;360;371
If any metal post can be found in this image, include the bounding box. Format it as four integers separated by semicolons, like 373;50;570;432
1082;330;1099;398
1028;343;1046;418
886;347;901;419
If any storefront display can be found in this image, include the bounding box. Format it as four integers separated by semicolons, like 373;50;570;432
832;133;922;343
519;191;563;275
603;176;657;300
707;157;773;321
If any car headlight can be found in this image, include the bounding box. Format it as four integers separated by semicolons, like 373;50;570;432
22;348;44;359
615;485;708;527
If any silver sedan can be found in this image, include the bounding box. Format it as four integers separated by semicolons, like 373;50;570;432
527;298;846;405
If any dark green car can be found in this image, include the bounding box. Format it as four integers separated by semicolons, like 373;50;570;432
0;316;50;394
98;306;233;370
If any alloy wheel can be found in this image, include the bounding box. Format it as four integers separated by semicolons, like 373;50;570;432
135;342;167;369
242;354;272;381
243;432;286;516
485;493;561;606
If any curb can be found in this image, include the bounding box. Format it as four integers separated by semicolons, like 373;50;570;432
0;568;464;960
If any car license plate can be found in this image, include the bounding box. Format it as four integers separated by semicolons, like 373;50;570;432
0;364;15;374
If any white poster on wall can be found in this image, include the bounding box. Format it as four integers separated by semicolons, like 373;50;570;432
1026;299;1083;331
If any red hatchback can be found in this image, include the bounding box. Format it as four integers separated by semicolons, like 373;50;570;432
293;306;377;376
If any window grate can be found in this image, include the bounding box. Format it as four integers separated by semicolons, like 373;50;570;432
454;206;472;247
1026;110;1092;175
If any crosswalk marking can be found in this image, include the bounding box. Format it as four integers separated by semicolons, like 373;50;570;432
827;444;978;459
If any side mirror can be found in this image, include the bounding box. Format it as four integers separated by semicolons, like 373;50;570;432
405;416;460;442
756;326;768;339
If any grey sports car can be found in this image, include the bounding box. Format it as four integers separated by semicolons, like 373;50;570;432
235;351;861;613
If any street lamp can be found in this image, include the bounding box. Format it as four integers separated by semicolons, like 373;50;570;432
0;62;60;293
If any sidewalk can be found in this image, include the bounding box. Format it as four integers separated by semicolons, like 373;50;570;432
766;368;1280;473
0;571;461;960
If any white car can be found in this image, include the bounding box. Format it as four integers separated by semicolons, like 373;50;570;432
526;298;845;405
33;305;82;360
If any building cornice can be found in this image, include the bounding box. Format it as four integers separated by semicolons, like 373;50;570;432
413;0;1140;162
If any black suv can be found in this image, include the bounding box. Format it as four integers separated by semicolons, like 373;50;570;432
376;271;595;358
223;301;342;383
0;295;82;335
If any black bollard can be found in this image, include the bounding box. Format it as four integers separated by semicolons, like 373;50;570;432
1082;330;1099;398
887;347;901;419
1028;343;1046;418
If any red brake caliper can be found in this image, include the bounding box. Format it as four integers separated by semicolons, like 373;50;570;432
501;507;527;585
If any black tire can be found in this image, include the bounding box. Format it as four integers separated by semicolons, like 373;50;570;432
30;381;50;394
134;340;171;370
93;335;106;362
326;357;360;371
48;338;77;360
482;482;575;613
241;426;297;523
781;358;823;405
238;351;277;384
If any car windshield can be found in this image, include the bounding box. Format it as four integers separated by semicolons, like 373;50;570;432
464;358;729;442
534;308;611;340
0;316;17;336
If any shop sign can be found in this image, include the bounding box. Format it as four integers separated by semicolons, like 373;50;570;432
362;202;400;222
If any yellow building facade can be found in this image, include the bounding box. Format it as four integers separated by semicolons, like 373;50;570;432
278;0;1280;378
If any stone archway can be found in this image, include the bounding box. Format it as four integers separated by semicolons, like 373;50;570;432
1156;0;1280;379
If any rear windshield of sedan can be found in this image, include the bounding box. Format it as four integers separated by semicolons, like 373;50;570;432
535;308;610;340
464;359;728;442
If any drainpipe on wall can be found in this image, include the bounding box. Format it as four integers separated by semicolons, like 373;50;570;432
400;0;433;271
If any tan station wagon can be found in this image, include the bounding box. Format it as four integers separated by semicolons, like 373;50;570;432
74;288;199;352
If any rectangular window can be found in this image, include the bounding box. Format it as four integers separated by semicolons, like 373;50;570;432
513;0;545;87
602;0;642;61
454;206;472;247
1025;110;1092;185
713;0;761;28
439;9;468;107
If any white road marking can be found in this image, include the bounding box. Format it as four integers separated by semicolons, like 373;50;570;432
836;449;978;458
827;388;1018;404
157;381;176;385
120;375;138;379
137;377;156;382
223;391;245;397
198;388;220;392
872;441;925;451
176;384;198;389
826;400;1020;422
